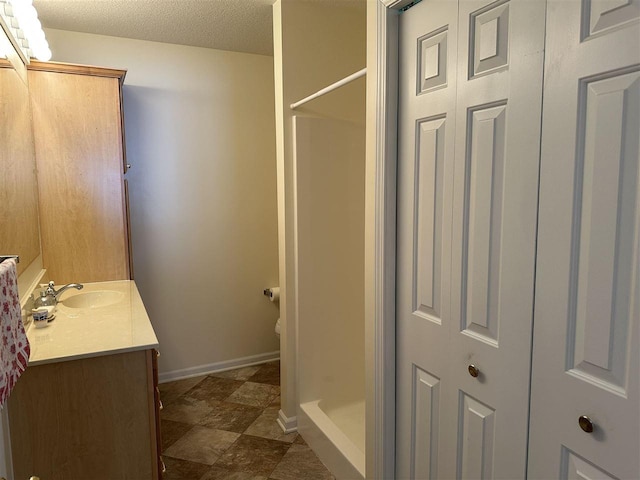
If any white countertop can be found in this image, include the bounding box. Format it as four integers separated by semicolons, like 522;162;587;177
26;280;159;366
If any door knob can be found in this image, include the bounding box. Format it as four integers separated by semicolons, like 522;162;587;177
468;364;480;378
578;415;594;433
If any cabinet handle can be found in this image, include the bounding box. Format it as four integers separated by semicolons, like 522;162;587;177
156;387;163;410
160;456;166;473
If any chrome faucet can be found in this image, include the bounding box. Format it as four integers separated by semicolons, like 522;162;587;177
46;281;83;302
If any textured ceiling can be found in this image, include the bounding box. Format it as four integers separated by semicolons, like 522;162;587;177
33;0;277;56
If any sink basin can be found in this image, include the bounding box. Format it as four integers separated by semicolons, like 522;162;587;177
61;290;124;309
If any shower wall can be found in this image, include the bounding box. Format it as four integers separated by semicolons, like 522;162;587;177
294;112;366;478
296;115;365;408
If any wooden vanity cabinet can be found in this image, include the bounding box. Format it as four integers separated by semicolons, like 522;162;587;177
8;349;161;480
27;61;132;285
152;348;166;476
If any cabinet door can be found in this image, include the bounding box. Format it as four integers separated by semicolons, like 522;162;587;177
8;351;156;480
396;0;545;477
29;69;130;284
151;349;164;478
528;0;640;478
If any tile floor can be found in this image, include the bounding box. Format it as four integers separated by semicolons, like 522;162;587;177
159;360;336;480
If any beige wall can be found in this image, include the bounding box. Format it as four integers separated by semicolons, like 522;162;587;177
44;29;280;377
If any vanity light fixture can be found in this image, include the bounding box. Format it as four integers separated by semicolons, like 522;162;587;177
0;0;51;62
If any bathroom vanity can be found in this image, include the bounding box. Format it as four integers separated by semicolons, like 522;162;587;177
7;281;162;480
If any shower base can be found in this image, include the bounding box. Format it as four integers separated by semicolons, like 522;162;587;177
299;399;365;480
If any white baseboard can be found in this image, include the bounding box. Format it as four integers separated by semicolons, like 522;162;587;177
158;350;280;384
277;409;298;434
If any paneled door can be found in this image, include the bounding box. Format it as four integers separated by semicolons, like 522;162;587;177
396;0;545;478
396;1;459;477
528;0;640;478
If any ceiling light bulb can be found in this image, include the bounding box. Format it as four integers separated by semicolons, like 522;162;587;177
9;0;26;21
16;3;36;30
2;0;51;61
23;3;36;15
33;44;50;61
9;0;31;10
24;15;41;34
26;23;44;42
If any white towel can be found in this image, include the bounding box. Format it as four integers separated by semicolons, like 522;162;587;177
0;259;30;408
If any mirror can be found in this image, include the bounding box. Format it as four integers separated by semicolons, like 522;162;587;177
0;27;41;277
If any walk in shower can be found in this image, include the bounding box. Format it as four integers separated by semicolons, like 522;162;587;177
293;74;366;479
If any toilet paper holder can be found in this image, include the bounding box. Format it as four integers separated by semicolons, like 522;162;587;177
263;287;280;302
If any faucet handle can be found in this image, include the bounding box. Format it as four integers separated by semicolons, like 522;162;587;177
46;281;57;295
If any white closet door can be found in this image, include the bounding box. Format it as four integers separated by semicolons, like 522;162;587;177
396;1;458;477
528;0;640;478
448;0;545;478
396;0;545;478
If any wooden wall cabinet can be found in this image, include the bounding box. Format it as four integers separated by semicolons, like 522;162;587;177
8;349;161;480
28;61;132;284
